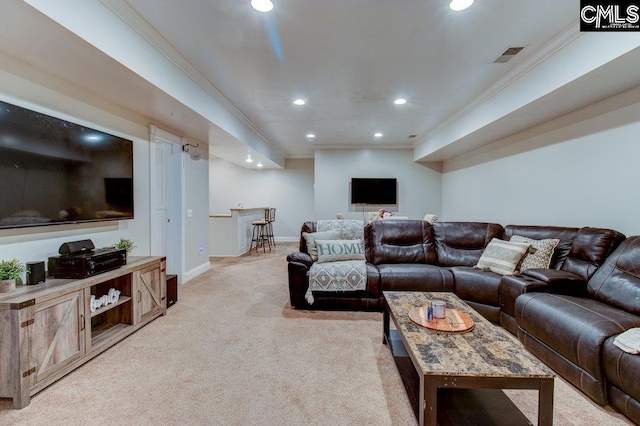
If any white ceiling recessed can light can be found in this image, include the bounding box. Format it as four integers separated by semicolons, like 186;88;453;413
306;133;315;139
374;133;383;138
394;98;407;105
450;0;474;11
293;99;306;106
246;153;253;163
251;0;273;13
257;162;263;168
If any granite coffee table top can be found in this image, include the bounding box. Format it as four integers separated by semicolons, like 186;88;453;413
383;291;554;378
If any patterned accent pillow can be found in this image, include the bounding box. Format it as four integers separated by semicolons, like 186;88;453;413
315;239;365;263
510;235;560;272
475;238;531;275
302;229;341;261
317;220;364;240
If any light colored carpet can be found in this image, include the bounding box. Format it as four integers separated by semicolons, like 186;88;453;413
0;250;632;425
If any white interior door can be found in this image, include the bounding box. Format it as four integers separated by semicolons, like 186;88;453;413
149;125;183;281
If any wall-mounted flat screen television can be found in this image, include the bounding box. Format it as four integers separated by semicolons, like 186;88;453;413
0;100;134;229
351;178;397;204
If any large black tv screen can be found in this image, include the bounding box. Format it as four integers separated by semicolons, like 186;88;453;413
0;100;134;229
351;178;397;204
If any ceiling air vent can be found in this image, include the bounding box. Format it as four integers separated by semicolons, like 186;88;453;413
408;134;417;139
493;46;524;64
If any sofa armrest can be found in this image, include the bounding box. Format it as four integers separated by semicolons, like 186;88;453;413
521;269;587;294
287;252;314;268
287;253;313;308
500;270;587;319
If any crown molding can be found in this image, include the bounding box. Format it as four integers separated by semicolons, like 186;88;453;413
416;21;583;145
98;0;285;158
311;143;414;151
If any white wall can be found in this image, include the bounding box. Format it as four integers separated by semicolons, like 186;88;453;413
209;158;314;239
0;58;209;283
442;98;640;236
314;149;442;221
184;151;210;271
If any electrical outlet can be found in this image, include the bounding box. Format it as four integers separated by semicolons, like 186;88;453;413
186;209;193;218
198;243;204;255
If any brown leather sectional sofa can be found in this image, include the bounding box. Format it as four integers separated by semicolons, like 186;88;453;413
287;220;640;424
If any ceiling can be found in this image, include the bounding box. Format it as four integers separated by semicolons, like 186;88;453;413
1;1;639;169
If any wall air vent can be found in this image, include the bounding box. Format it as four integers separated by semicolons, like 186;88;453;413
493;46;524;63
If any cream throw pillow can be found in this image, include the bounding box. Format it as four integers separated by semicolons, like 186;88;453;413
315;239;365;263
510;235;559;272
475;238;531;275
302;229;341;261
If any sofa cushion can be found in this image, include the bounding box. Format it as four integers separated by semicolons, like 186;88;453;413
510;235;559;271
560;227;625;281
316;239;365;263
475;238;530;275
433;222;504;267
586;235;640;315
367;220;436;265
515;293;640;385
377;263;453;292
451;267;502;307
302;229;341;261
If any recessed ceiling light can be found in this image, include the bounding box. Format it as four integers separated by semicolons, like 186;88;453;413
306;133;316;139
245;153;253;163
293;99;306;106
257;162;263;168
394;98;407;105
450;0;474;11
251;0;273;13
374;133;383;138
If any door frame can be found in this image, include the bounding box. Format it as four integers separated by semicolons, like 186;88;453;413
149;124;184;282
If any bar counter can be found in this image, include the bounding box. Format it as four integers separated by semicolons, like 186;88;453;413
209;207;269;256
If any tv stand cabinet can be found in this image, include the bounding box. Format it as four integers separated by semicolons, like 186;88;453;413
0;256;166;409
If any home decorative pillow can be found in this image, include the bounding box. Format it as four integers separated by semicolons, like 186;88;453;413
475;238;531;275
315;239;365;263
510;235;559;272
302;229;341;261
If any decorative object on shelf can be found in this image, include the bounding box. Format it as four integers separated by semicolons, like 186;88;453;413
0;259;25;293
114;237;135;254
90;288;122;313
378;208;392;219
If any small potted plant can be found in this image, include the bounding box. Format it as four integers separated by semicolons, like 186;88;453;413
114;238;136;255
0;259;25;293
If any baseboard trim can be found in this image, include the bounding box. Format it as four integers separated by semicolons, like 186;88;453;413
182;261;210;283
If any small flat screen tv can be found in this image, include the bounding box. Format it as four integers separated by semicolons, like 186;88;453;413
351;178;397;204
0;100;134;229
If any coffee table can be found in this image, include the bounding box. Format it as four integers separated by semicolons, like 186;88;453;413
383;291;555;425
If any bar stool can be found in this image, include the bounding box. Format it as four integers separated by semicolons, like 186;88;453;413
249;209;271;252
265;208;276;247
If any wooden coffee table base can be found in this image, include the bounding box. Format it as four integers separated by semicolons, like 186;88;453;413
383;292;554;426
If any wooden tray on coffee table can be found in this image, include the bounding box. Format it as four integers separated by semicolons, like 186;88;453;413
409;307;474;332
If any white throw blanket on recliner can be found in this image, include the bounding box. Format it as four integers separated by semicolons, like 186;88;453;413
305;220;367;304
